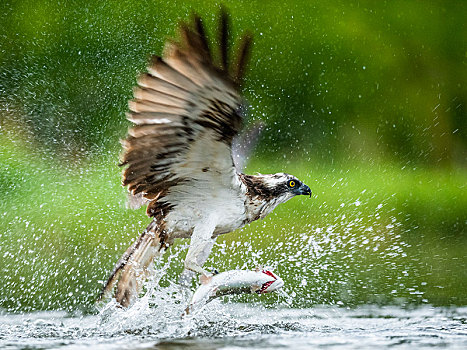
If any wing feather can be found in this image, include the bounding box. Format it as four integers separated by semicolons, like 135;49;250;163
121;11;253;215
218;8;229;71
138;73;190;97
147;56;200;90
233;34;253;83
128;99;185;114
132;87;187;107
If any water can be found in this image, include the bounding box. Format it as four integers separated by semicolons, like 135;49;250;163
2;304;466;349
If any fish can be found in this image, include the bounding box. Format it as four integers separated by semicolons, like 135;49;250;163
183;269;284;316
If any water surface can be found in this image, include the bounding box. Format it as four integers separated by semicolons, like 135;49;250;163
2;304;466;349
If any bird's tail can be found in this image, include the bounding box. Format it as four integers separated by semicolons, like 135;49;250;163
97;220;170;307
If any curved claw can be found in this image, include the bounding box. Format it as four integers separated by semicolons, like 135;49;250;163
199;273;213;285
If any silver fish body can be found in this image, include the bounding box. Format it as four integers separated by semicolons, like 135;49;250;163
183;269;284;316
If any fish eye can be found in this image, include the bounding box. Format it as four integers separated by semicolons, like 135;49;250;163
288;180;295;188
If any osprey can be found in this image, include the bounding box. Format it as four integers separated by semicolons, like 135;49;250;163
100;10;311;307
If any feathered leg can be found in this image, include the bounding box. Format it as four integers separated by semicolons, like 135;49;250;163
98;220;171;307
178;215;218;287
178;236;217;286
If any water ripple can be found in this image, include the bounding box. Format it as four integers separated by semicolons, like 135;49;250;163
1;305;467;349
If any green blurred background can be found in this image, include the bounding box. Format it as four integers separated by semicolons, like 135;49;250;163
0;0;466;312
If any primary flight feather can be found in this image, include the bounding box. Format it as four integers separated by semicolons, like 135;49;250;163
100;9;311;307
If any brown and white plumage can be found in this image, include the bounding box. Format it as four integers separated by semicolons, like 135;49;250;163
99;10;311;307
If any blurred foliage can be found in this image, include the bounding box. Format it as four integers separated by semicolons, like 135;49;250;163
1;0;466;311
1;0;466;164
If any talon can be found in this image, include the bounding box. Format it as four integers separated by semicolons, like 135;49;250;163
199;273;213;284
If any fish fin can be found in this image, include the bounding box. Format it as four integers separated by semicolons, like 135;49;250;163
250;283;261;293
182;305;192;317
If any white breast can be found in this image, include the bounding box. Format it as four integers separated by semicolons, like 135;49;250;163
163;170;248;238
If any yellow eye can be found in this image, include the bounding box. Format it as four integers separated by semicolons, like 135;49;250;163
288;180;295;188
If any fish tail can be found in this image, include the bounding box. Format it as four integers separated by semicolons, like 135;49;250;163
97;220;170;307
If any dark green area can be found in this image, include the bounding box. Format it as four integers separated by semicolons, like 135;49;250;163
1;0;465;164
0;0;466;311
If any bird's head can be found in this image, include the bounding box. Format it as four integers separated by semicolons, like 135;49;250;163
264;173;312;199
241;172;311;220
243;173;311;203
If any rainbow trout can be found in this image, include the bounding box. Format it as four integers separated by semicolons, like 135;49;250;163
183;269;284;316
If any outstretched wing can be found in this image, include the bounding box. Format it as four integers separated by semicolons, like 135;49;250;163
121;10;253;215
232;121;265;171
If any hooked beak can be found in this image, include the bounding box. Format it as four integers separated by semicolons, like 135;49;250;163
299;184;312;197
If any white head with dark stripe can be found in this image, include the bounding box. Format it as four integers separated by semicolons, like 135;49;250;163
241;172;311;215
260;172;311;198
